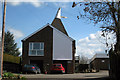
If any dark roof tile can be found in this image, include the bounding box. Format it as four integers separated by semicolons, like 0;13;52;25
51;18;68;36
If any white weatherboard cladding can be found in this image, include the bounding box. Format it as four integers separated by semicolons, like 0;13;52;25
53;29;72;60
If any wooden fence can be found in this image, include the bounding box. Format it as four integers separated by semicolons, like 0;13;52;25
3;54;21;73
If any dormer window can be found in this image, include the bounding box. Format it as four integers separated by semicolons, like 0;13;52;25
29;42;44;56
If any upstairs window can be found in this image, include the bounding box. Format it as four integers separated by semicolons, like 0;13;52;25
29;42;44;56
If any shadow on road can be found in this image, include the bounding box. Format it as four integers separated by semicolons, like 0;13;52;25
74;77;110;80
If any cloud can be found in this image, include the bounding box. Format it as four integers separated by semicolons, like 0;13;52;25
19;47;22;55
76;31;116;59
8;0;44;7
7;0;69;8
9;2;21;6
6;0;119;2
0;30;1;36
7;28;24;39
30;2;43;7
7;0;75;2
89;34;96;39
53;2;68;8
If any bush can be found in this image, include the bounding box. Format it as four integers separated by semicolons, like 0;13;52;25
3;54;20;64
2;72;26;80
20;77;27;80
3;72;14;78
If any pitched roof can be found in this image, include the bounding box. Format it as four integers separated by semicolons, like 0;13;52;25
90;53;109;63
51;18;68;36
22;24;74;41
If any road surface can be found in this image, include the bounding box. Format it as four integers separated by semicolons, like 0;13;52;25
21;70;109;80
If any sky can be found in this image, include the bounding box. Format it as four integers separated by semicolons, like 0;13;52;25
0;1;116;59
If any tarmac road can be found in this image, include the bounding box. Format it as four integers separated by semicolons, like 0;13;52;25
21;70;109;80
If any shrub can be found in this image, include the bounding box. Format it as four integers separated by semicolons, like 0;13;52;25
3;54;20;64
3;72;14;78
20;77;27;80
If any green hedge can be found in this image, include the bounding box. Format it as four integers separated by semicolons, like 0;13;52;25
3;54;20;64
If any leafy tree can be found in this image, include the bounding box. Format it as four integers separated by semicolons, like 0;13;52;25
72;1;120;80
4;31;20;56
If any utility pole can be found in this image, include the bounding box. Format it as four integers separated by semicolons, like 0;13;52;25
0;0;6;79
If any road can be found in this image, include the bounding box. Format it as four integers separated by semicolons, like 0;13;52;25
21;70;109;80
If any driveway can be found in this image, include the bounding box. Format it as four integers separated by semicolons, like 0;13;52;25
21;70;109;80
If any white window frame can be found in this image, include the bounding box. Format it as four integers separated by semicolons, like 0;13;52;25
29;42;44;56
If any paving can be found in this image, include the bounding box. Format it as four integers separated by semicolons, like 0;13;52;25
21;70;109;80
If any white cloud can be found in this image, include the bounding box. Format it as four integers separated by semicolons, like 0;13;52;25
19;47;22;54
6;0;119;2
53;2;68;8
7;28;24;39
9;2;21;6
76;31;116;59
0;30;1;36
6;0;76;2
8;0;44;7
78;37;90;43
30;2;43;7
89;34;96;39
7;0;69;8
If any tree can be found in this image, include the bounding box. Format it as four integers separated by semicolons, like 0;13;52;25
96;30;116;53
4;31;20;56
72;1;120;80
79;56;88;64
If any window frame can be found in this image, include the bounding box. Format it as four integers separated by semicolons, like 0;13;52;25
29;42;44;56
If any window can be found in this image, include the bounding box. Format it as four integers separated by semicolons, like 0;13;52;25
29;42;44;56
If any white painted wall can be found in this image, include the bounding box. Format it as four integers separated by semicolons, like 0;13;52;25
53;29;72;60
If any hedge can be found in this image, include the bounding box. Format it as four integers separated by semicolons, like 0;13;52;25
3;54;20;64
